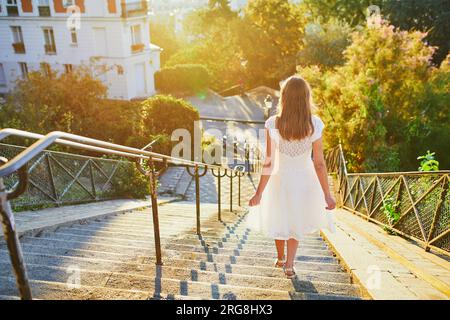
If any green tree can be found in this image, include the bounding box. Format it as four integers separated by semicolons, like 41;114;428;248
301;21;446;172
384;0;450;65
297;19;352;69
1;66;107;135
238;0;307;87
150;21;186;66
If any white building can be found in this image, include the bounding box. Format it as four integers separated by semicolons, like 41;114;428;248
0;0;161;100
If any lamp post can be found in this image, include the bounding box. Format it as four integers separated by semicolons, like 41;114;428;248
264;95;273;119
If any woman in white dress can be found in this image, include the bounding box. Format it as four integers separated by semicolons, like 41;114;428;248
248;76;336;278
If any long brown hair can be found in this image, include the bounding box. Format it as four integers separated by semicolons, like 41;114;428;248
276;76;315;141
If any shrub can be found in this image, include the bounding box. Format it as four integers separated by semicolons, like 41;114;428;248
140;95;200;159
155;64;211;95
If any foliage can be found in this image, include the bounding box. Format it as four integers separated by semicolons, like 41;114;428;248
140;95;199;160
109;163;149;199
302;0;449;65
297;19;352;69
384;0;450;65
155;64;211;95
170;4;243;91
417;151;440;172
0;66;107;135
237;0;307;87
150;21;186;66
301;22;449;172
381;195;400;234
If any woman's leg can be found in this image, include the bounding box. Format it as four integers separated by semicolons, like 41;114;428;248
275;240;285;261
285;238;299;272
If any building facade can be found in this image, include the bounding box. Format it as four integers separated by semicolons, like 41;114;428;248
0;0;161;100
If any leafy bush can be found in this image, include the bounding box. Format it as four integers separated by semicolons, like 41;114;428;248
155;64;211;95
140;95;200;159
109;163;149;199
417;151;440;172
382;196;400;234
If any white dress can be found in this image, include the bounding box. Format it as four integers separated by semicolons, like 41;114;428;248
247;115;335;240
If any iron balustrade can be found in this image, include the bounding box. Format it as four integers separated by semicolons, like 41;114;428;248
326;145;450;256
0;128;253;300
0;143;136;210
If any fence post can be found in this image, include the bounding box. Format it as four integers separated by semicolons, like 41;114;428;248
148;157;162;266
0;174;32;300
229;170;233;212
238;172;241;207
194;165;201;235
217;170;222;220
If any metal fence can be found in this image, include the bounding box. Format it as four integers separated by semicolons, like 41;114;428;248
0;143;135;210
326;145;450;255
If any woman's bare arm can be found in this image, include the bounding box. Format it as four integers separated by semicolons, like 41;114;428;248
312;138;336;210
249;129;274;206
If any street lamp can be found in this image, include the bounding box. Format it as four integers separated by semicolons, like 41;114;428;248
264;95;273;119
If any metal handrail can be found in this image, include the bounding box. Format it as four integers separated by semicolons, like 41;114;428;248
0;128;250;300
0;128;246;176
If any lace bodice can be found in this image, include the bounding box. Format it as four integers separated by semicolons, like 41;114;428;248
265;115;324;157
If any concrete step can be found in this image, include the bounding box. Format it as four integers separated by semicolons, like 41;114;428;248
0;263;359;299
30;231;334;259
9;237;338;266
291;292;361;300
0;275;203;300
51;227;329;251
1;248;345;274
0;261;358;296
62;219;325;244
0;250;351;284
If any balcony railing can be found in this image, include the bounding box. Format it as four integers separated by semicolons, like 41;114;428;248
6;5;19;16
131;43;145;53
44;44;56;55
12;43;26;54
121;0;148;18
38;6;51;17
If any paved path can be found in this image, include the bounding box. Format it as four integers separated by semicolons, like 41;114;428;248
322;209;450;300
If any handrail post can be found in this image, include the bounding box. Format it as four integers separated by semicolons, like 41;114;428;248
238;172;241;207
0;175;32;300
217;169;222;221
194;165;201;235
229;170;233;212
148;157;162;266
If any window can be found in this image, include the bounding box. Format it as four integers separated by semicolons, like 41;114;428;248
70;28;78;45
40;62;51;77
0;64;6;86
38;0;51;16
43;27;56;54
19;62;28;79
130;25;142;45
130;24;144;53
63;0;74;7
64;64;73;74
11;26;25;53
6;0;18;16
11;26;23;43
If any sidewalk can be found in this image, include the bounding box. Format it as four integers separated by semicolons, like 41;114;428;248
322;209;450;300
2;198;175;241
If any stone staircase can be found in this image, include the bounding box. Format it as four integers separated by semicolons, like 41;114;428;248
0;202;362;300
